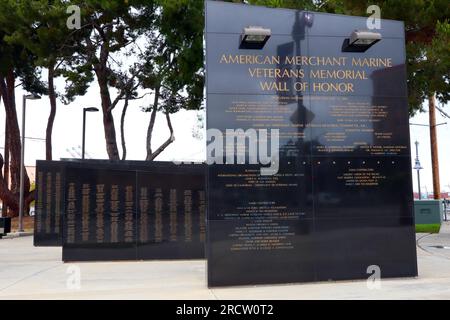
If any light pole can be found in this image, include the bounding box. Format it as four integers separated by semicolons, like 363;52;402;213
19;94;41;232
82;107;99;159
413;141;423;200
410;122;446;200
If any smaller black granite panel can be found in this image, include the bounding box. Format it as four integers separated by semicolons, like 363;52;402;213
61;161;206;262
33;161;65;246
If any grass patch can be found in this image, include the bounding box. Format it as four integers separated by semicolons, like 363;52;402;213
416;224;441;233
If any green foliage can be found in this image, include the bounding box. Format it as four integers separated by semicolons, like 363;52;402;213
139;0;204;114
425;21;450;106
326;0;450;115
55;0;157;103
416;223;441;233
0;0;46;95
0;0;94;102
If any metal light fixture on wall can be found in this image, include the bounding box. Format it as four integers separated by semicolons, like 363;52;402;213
303;12;314;27
342;30;382;52
240;26;271;49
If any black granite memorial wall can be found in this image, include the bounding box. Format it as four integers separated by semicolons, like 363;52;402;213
61;161;206;262
33;160;206;261
34;161;64;246
205;1;417;287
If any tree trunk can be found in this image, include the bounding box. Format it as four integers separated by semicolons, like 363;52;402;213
120;98;129;160
90;36;120;161
148;112;175;161
2;113;9;217
46;64;57;161
429;93;440;199
0;69;30;217
95;69;120;160
0;154;18;214
4;70;22;195
146;89;159;161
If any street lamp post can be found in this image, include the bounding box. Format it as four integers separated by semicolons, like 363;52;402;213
19;94;41;232
82;107;99;160
410;122;446;200
413;141;423;200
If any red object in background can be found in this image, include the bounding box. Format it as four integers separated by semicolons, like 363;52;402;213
413;192;449;199
424;192;449;199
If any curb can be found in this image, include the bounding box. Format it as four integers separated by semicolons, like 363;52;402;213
2;232;33;239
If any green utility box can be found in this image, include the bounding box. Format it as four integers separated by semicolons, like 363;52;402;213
414;200;443;225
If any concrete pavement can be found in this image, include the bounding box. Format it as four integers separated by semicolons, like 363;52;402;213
417;222;450;260
1;223;450;299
